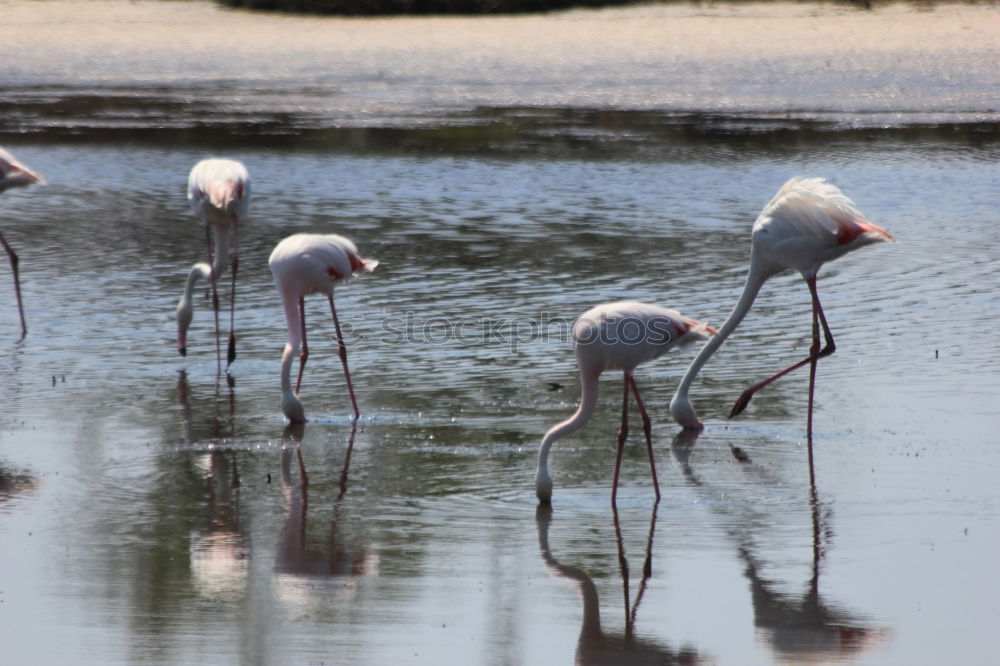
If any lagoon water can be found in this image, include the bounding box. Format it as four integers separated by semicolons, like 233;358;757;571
1;1;999;664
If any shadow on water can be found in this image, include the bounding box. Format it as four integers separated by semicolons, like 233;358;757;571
537;502;704;665
670;430;888;663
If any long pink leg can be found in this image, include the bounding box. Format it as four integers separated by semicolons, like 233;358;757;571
806;292;821;438
206;224;222;373
730;276;835;418
296;296;308;393
328;294;360;421
0;232;26;338
611;374;630;505
226;220;238;370
627;375;660;502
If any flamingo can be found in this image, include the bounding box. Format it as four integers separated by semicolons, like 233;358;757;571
269;233;378;424
176;158;250;372
670;177;897;433
535;301;716;504
0;148;44;339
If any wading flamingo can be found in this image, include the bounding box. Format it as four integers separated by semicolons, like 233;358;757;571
0;148;44;339
670;177;896;433
269;233;378;424
536;301;715;504
176;158;250;372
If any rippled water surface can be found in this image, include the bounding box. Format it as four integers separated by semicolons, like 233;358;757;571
1;2;999;664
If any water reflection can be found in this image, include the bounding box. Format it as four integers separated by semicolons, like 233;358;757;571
176;369;237;445
177;370;250;599
272;427;375;611
536;503;703;665
670;432;886;663
189;451;248;600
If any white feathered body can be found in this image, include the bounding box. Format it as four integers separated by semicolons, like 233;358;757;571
269;233;379;299
187;158;250;226
573;301;715;376
751;177;896;280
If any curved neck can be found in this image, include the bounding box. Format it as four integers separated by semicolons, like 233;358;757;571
180;262;212;307
176;223;230;328
675;265;768;401
176;262;214;351
537;368;600;478
279;291;302;397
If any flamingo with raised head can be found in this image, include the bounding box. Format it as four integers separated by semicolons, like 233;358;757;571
0;148;44;339
269;233;378;424
536;301;715;504
670;177;896;433
176;158;250;372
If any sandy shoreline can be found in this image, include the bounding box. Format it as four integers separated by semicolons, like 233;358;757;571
4;1;996;53
1;1;997;120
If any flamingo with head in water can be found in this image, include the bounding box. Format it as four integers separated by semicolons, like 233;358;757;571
176;158;250;372
536;301;715;504
670;176;897;433
0;148;44;339
269;233;378;424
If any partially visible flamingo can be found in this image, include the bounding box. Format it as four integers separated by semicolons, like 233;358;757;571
536;301;716;504
269;233;378;424
670;177;897;433
0;148;44;339
176;158;250;372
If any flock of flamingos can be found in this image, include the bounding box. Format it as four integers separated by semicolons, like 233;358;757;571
0;147;896;504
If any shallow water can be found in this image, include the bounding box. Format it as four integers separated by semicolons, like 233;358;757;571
1;2;999;665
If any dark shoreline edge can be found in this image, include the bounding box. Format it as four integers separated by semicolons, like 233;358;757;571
216;0;937;16
2;102;998;158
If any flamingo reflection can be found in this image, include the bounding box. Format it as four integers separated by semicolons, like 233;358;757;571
177;370;249;599
536;503;704;665
670;431;887;663
273;426;376;610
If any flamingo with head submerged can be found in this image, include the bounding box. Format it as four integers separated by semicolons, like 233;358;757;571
269;233;378;424
670;176;897;434
536;301;715;504
176;158;250;372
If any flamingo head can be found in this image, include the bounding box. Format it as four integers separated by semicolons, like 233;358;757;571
176;298;194;356
535;466;553;504
670;393;704;431
282;390;307;425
